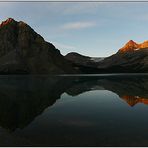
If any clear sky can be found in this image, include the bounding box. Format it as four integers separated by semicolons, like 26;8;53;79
0;2;148;57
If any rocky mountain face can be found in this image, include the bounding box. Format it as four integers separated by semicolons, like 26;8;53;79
65;52;104;73
0;18;76;74
118;40;139;53
119;40;148;53
0;18;148;74
65;40;148;73
96;40;148;73
65;52;104;65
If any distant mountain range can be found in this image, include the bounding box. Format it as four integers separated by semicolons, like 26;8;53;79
0;18;148;74
65;40;148;73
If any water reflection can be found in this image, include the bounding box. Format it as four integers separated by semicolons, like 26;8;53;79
121;96;148;106
0;74;147;131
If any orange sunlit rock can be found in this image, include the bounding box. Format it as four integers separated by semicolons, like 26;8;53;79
0;18;14;27
139;40;148;48
119;40;139;53
119;40;148;53
121;95;148;106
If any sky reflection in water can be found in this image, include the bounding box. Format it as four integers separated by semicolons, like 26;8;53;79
0;74;147;146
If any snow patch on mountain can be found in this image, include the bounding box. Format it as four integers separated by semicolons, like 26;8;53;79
90;57;104;62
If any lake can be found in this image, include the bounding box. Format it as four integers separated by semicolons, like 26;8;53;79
0;74;148;146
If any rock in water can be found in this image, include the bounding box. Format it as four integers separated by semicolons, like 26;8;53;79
0;18;76;74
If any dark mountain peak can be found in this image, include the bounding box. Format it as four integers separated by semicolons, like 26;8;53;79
0;18;30;28
118;40;138;53
66;52;90;59
18;20;32;29
66;52;80;56
0;18;76;74
127;40;136;44
0;18;16;27
19;20;26;25
3;17;15;23
5;18;15;22
65;52;91;67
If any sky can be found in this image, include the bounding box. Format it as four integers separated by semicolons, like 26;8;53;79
0;2;148;57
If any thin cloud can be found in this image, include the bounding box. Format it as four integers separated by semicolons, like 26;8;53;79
62;3;101;15
61;21;96;30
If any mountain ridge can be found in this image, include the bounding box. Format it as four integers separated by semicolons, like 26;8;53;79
0;18;148;74
65;40;148;73
119;40;148;53
0;18;77;74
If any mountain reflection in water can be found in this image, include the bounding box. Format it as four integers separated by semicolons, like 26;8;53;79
0;74;148;146
0;74;147;131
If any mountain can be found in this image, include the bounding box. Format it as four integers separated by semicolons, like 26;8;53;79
65;52;104;73
1;18;148;74
65;40;148;73
118;40;139;53
118;40;148;53
65;52;104;65
96;40;148;73
0;18;76;74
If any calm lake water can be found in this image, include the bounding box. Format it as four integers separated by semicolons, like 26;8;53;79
0;74;148;146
